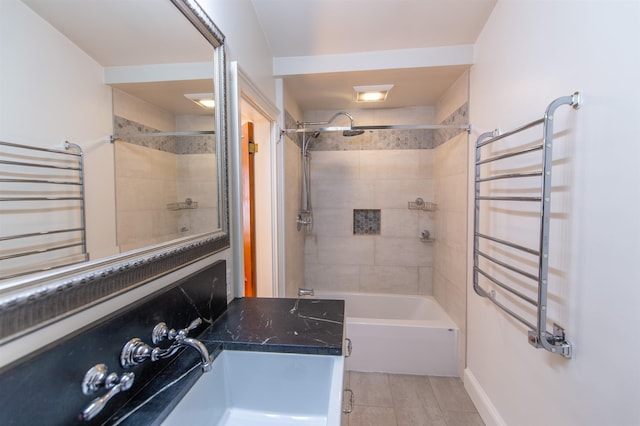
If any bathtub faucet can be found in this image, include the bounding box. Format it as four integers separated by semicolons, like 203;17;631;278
298;288;315;297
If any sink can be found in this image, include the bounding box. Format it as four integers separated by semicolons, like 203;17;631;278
162;350;345;425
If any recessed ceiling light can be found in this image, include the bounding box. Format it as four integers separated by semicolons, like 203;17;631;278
354;84;394;102
184;93;215;109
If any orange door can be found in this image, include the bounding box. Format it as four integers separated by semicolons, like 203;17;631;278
241;122;257;297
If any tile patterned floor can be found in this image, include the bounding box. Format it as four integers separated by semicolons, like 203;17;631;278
341;371;484;426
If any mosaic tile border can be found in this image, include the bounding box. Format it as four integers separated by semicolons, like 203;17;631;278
290;102;468;152
113;116;215;155
434;102;469;147
284;110;303;148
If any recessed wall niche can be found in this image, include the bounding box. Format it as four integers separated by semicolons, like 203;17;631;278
353;209;381;235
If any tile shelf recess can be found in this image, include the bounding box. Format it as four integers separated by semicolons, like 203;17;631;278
353;209;381;235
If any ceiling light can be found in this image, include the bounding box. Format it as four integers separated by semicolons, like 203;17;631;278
354;84;394;103
184;93;215;109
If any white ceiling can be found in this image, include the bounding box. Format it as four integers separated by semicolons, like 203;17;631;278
21;0;215;116
21;0;497;115
252;0;496;57
252;0;496;111
21;0;212;67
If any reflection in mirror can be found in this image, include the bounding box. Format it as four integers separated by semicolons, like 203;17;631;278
0;0;228;341
111;78;219;252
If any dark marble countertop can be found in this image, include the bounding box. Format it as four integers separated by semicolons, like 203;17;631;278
201;297;345;355
109;297;345;425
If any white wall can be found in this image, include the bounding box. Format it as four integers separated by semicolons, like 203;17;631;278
199;0;276;104
467;1;640;425
0;0;117;260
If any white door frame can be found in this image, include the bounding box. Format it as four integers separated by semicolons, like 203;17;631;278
228;62;282;297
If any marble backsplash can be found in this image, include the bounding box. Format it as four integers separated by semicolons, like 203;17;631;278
0;260;227;425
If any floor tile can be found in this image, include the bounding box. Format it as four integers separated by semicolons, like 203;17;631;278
388;374;434;408
342;371;484;426
429;376;477;412
395;405;447;426
348;405;398;426
442;410;485;426
349;372;394;407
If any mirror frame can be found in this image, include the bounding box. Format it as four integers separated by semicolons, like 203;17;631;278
0;0;229;343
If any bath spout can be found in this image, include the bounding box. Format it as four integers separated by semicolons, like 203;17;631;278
298;288;315;297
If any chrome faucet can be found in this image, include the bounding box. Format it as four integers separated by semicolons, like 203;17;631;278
80;364;135;421
120;318;212;372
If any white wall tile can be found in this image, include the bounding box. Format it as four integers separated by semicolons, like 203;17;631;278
359;266;419;294
417;149;435;179
381;209;420;238
311;208;353;237
305;263;360;292
310;150;360;180
374;237;433;267
418;266;434;295
317;236;375;265
315;179;375;209
374;179;434;209
360;150;420;180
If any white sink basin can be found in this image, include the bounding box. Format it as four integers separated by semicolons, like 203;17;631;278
162;350;344;426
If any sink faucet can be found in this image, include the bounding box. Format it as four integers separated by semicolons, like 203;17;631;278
121;318;212;372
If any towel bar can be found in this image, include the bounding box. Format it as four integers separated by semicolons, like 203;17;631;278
473;92;581;358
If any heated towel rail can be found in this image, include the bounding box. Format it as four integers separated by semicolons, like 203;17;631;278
0;141;88;280
473;92;581;358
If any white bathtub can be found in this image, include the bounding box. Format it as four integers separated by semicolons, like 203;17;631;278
313;291;459;377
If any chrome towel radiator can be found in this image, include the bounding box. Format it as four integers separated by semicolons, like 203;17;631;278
0;140;88;280
473;92;581;358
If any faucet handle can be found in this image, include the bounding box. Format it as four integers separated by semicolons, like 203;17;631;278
152;318;202;344
80;364;135;421
82;364;115;395
183;318;203;334
151;322;169;345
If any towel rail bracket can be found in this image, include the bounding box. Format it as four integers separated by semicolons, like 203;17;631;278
528;324;572;358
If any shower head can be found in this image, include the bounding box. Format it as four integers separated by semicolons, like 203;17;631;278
343;129;364;137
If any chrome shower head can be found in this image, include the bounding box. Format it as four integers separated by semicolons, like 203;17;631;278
343;129;364;137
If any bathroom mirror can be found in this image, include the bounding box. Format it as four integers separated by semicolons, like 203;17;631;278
0;0;228;341
111;78;219;253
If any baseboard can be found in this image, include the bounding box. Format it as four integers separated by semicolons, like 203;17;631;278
463;368;507;426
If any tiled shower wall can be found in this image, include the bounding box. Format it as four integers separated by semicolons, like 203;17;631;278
114;117;217;252
433;70;470;374
302;91;469;302
304;134;437;295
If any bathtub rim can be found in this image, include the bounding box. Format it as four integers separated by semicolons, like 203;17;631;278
309;291;460;330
